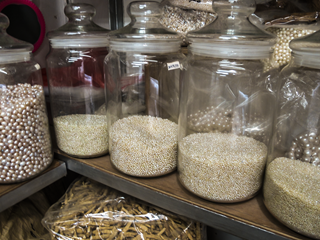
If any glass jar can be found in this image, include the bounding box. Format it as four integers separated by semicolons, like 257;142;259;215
46;3;110;158
263;30;320;239
105;1;185;177
178;0;276;202
0;13;53;183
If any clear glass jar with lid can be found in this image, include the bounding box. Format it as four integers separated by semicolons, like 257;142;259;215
0;13;53;183
105;1;185;177
263;30;320;239
178;0;277;202
46;3;110;158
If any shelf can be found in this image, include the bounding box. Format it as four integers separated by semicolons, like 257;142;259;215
55;151;312;240
0;160;67;212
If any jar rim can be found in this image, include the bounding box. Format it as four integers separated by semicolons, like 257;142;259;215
49;37;109;48
189;42;271;59
291;51;320;69
0;51;31;63
109;40;181;53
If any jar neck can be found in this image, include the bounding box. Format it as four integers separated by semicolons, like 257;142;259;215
189;43;270;60
69;15;92;22
216;11;250;25
291;51;320;70
130;15;164;30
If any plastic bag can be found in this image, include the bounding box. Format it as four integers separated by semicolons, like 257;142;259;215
42;178;204;240
253;0;320;26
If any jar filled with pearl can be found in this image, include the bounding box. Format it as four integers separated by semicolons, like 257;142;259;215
46;3;110;159
263;29;320;239
0;13;53;183
178;0;277;203
105;1;185;177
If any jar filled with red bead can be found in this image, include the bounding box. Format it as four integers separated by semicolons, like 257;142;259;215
0;13;53;183
46;3;110;158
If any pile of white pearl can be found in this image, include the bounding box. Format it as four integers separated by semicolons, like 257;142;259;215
0;83;52;183
159;5;215;35
187;106;267;142
188;106;233;133
264;27;315;71
110;115;178;177
54;114;108;158
264;157;320;239
179;132;267;202
287;132;320;167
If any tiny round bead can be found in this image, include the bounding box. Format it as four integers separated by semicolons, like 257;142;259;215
0;83;53;183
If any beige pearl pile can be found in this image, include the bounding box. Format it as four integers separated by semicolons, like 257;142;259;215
159;5;215;35
179;133;267;202
286;132;320;167
188;107;233;133
188;107;267;143
110;115;178;177
54;114;108;158
0;83;52;183
166;0;214;13
264;157;320;239
263;27;315;71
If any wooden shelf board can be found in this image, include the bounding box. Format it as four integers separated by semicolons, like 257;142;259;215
0;160;67;212
55;151;313;240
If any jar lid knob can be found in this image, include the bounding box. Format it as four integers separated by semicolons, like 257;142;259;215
128;1;161;19
0;13;33;53
0;13;9;32
64;3;96;21
186;0;275;59
108;1;182;53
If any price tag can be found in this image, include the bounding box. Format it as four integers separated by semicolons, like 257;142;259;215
167;61;180;70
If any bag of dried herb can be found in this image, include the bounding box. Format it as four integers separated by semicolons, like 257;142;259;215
42;177;205;240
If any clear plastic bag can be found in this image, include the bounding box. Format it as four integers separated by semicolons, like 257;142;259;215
42;178;204;240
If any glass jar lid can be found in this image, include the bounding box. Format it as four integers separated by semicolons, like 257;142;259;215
109;1;182;53
290;31;320;69
0;13;33;63
47;3;110;48
187;0;276;59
